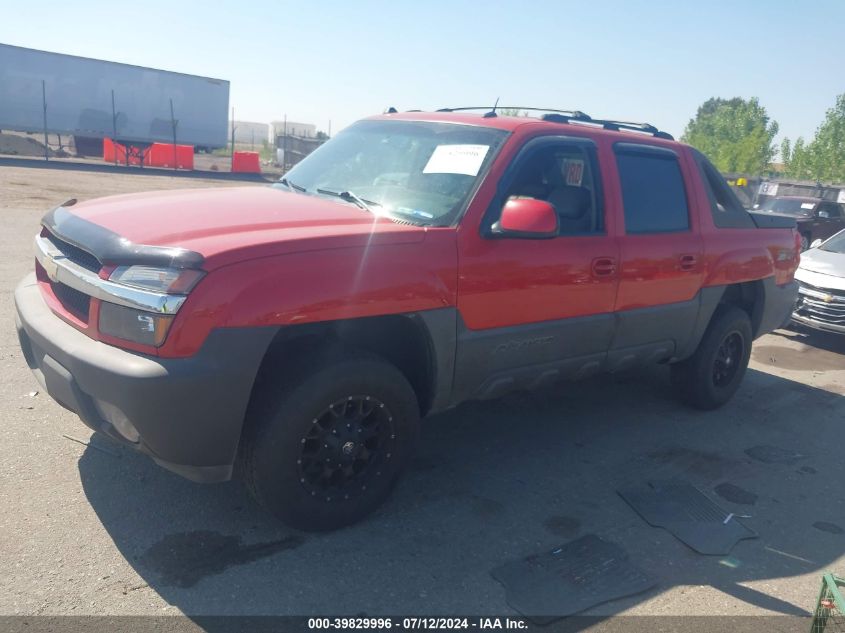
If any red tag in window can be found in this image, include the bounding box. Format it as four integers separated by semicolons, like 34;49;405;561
564;160;584;186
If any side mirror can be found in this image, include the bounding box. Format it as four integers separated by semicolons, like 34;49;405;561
490;197;559;239
811;238;823;249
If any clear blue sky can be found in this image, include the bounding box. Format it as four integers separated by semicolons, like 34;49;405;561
3;0;842;144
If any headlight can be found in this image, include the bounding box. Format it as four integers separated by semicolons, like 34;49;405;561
109;265;205;294
100;266;203;347
99;302;174;347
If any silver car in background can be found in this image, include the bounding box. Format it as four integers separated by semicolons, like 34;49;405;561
792;229;845;334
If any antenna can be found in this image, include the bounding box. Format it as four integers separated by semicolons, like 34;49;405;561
483;98;500;119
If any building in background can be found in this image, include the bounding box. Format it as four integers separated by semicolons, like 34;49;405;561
270;121;316;139
228;120;270;147
272;120;324;170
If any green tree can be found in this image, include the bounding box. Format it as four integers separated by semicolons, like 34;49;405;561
782;94;845;182
681;97;778;174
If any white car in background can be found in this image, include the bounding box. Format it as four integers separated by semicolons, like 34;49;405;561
792;229;845;334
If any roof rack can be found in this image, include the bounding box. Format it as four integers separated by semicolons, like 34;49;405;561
540;113;673;140
432;106;673;140
436;106;592;120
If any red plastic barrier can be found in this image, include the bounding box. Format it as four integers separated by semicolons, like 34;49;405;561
232;151;261;173
149;143;194;170
103;138;194;170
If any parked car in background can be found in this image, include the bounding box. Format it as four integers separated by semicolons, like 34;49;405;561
792;229;845;334
755;196;845;250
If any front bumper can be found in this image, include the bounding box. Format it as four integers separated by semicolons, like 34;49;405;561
14;273;276;482
791;312;845;335
790;279;845;335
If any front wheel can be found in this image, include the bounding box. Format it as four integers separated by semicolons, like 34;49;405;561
240;351;420;531
671;306;753;410
800;233;810;251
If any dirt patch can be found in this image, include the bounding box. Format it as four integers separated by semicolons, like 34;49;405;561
543;515;581;538
0;133;55;158
714;482;758;505
745;445;805;465
470;496;505;519
647;446;736;480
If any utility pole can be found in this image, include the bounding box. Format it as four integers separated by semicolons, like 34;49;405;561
230;106;236;171
41;80;48;161
111;89;118;165
169;98;178;171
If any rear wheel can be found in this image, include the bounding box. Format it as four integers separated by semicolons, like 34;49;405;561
241;351;419;531
800;233;810;251
671;306;753;410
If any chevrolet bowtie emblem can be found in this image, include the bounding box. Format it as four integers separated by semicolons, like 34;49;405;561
823;294;834;303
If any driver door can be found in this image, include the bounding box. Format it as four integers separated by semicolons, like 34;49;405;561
453;136;619;401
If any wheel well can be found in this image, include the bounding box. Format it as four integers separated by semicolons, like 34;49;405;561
719;280;765;336
249;315;436;417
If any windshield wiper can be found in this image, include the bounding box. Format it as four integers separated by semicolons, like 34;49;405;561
316;188;380;214
279;178;306;193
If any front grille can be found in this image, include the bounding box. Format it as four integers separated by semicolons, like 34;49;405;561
44;233;101;273
52;282;91;321
796;281;845;327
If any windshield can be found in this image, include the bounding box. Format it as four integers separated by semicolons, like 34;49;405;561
758;198;817;216
273;120;508;225
820;229;845;254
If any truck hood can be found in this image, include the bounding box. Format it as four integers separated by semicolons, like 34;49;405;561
55;186;426;267
795;247;845;291
759;211;811;222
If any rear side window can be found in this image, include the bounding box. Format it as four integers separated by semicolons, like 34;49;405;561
694;150;755;228
615;147;689;233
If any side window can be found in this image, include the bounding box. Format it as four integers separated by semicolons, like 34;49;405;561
502;143;603;234
819;202;841;218
696;152;755;228
615;148;689;233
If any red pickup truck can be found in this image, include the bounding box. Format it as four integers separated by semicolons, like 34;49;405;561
15;109;800;530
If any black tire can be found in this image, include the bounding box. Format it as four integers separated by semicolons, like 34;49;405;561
671;306;753;410
240;350;419;531
800;233;810;251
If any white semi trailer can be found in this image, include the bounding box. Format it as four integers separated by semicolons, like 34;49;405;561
0;43;229;151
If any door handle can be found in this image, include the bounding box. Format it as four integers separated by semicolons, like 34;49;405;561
591;257;617;277
679;254;698;271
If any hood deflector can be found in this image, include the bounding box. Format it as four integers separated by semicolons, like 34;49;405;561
42;206;205;269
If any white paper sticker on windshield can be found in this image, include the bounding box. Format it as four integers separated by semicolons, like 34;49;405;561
759;182;779;196
838;190;845;204
801;202;816;210
423;144;490;176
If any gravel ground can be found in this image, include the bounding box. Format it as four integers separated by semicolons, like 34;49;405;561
0;164;843;624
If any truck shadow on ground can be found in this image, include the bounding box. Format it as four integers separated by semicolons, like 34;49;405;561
77;364;844;621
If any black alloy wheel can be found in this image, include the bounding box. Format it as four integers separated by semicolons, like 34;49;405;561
298;396;395;501
712;331;744;388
